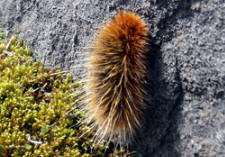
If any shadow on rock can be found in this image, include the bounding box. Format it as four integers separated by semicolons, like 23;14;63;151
130;1;199;155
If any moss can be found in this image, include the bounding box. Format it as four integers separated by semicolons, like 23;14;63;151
0;33;131;157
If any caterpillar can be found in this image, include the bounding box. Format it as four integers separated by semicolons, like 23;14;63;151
83;11;149;145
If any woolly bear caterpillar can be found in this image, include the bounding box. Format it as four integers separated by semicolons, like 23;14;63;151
83;10;149;145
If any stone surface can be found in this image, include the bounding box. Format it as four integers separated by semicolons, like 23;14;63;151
0;0;224;156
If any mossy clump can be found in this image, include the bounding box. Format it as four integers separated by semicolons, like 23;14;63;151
0;33;128;157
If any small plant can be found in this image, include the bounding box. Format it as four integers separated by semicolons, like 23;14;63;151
0;33;129;156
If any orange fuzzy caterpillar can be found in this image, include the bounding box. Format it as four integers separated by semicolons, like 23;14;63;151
84;11;149;145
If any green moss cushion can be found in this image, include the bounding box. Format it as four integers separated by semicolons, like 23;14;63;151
0;33;125;157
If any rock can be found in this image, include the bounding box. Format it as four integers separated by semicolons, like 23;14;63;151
0;0;224;156
158;1;225;157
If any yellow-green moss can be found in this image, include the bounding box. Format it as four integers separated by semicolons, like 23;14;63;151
0;33;129;157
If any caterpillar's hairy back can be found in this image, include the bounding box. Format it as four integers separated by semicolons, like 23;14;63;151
84;11;149;145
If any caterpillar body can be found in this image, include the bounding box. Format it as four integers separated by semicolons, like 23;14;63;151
84;11;149;145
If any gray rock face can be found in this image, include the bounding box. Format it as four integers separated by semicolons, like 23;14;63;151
0;0;224;156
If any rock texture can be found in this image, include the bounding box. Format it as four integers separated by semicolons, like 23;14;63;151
0;0;224;156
